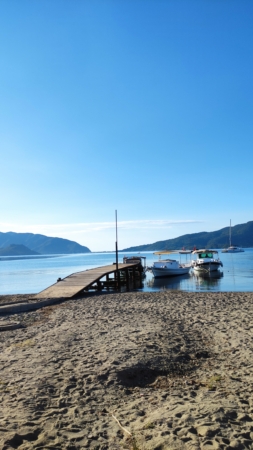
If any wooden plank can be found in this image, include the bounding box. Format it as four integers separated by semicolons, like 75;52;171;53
34;263;140;299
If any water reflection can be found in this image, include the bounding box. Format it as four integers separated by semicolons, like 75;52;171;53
191;271;224;291
145;273;191;291
143;269;225;292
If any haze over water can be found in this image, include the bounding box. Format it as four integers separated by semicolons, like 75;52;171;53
0;250;253;295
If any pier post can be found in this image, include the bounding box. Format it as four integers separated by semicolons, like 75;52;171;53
133;268;137;288
126;269;130;291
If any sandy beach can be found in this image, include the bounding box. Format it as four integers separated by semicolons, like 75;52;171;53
1;290;253;449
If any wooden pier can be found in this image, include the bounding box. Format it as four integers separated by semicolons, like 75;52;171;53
34;262;143;299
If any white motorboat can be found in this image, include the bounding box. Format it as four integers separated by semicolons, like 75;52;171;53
191;249;223;272
222;220;244;253
151;251;191;278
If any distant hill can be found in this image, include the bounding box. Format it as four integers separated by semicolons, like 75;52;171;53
0;244;40;256
0;232;91;255
121;221;253;252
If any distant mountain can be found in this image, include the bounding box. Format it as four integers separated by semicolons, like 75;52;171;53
0;244;39;256
0;232;91;254
121;221;253;252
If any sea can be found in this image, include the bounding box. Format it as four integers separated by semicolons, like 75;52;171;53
0;250;253;295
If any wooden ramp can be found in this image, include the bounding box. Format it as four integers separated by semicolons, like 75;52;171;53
34;263;140;299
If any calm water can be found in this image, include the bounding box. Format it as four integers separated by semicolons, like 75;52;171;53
0;250;253;295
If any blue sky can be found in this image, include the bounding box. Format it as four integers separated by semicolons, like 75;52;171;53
1;0;253;251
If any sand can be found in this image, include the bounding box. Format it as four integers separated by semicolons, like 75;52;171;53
1;290;253;449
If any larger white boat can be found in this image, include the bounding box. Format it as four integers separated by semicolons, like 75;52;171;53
222;220;244;253
151;251;191;278
191;249;223;272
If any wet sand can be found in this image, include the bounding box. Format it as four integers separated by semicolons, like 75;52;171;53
1;291;253;449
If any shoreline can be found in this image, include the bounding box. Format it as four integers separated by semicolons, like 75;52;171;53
1;291;253;449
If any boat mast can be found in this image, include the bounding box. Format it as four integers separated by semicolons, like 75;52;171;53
229;219;232;247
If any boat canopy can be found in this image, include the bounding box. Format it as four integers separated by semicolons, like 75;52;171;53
192;249;218;254
153;250;178;255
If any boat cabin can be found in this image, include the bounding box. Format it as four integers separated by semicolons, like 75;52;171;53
123;256;146;271
192;249;218;261
198;251;214;259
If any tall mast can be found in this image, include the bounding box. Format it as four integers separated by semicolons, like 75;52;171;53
115;210;119;289
229;219;232;247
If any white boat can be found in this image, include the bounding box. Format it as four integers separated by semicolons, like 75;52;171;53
222;220;244;253
222;246;244;253
179;247;192;254
191;249;223;272
151;251;191;278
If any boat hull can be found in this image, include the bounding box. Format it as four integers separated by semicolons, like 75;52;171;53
222;248;244;253
152;267;191;278
192;262;222;272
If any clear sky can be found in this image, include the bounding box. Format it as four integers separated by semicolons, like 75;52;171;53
1;0;253;251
